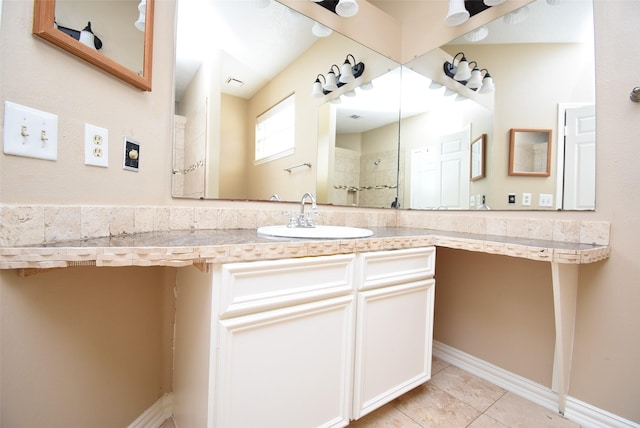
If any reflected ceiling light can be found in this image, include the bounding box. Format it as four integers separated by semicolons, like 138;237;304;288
360;81;374;90
443;52;471;81
464;25;488;42
312;74;326;97
503;5;530;24
478;69;495;94
324;64;341;91
444;88;457;97
429;81;444;90
335;0;359;17
312;22;333;37
344;90;357;97
445;0;470;26
483;0;506;6
339;54;365;83
466;62;482;89
134;0;146;31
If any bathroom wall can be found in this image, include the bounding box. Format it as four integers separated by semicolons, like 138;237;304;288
0;266;175;427
1;0;639;426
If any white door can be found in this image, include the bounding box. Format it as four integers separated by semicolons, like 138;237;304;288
563;104;596;210
409;127;470;209
352;279;435;419
215;296;355;428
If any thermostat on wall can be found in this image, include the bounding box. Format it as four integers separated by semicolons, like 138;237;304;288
123;138;140;172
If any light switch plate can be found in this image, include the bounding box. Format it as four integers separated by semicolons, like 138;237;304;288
539;193;554;207
85;123;109;167
3;101;58;160
123;138;140;171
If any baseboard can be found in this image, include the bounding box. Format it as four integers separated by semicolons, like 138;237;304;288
564;396;640;428
433;341;639;428
128;393;174;428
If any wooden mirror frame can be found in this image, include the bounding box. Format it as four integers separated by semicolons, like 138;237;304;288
508;128;552;177
32;0;154;91
470;134;486;181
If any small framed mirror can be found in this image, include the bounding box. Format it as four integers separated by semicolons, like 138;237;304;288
470;134;486;181
509;128;552;176
32;0;154;91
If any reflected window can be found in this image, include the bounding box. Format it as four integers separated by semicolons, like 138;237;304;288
255;94;295;164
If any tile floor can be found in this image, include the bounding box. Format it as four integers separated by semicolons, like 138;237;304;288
161;357;579;428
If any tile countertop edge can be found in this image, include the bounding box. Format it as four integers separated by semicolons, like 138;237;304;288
0;228;610;270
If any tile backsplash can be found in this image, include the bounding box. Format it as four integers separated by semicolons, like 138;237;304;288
0;204;610;247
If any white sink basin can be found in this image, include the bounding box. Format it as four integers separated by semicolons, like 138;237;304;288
257;225;373;239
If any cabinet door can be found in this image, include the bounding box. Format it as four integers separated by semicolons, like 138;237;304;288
352;279;435;419
215;295;355;428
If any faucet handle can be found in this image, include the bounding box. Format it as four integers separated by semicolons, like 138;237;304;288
305;208;320;227
282;210;299;227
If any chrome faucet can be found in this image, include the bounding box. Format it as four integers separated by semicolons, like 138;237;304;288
298;192;318;228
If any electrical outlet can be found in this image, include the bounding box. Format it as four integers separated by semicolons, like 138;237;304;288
470;195;476;207
508;193;516;204
539;193;554;207
84;123;109;167
522;193;532;206
123;138;140;171
3;101;58;160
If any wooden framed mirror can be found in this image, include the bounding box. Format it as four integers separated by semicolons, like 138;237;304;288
32;0;154;91
470;134;486;181
509;128;552;177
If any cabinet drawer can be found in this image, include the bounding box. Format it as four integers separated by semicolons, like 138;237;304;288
216;254;355;318
357;247;435;290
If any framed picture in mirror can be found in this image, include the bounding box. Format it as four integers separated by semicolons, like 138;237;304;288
32;0;154;91
509;128;552;177
470;134;486;181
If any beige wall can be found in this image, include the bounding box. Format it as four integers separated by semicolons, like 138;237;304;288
0;266;175;427
446;42;596;209
1;0;639;426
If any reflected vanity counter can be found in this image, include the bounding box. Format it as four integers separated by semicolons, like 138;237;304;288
0;225;609;416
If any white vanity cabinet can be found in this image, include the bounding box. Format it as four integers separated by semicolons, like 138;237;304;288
173;247;435;428
352;247;436;419
174;254;356;428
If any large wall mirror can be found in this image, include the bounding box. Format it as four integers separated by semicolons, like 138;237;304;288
33;0;154;91
172;0;595;211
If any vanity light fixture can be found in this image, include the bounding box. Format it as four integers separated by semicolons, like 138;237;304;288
445;0;470;26
444;53;495;93
429;80;444;90
336;0;359;17
483;0;506;6
466;63;483;89
324;64;341;91
339;54;365;83
135;0;146;31
313;56;366;96
443;52;471;82
360;81;374;90
503;5;530;24
478;69;495;94
310;0;359;18
312;74;327;97
464;25;489;42
312;22;333;37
